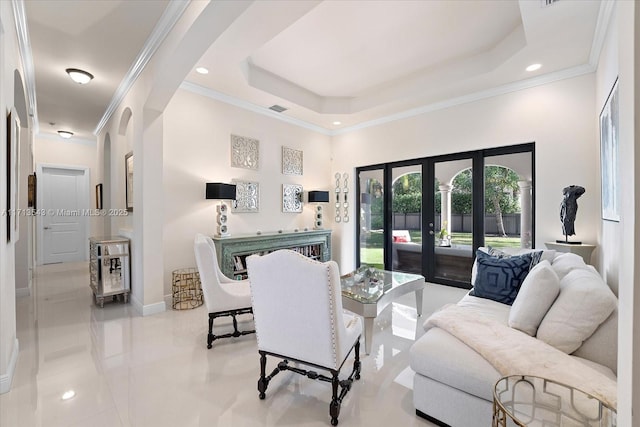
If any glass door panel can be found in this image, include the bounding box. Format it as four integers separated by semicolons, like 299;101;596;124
432;158;474;284
358;169;385;269
484;152;534;249
391;164;423;274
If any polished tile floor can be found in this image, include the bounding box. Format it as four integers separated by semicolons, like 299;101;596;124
1;262;467;427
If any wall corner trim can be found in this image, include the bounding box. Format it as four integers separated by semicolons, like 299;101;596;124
0;339;20;394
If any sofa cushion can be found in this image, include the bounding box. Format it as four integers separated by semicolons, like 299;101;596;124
508;260;560;336
455;292;511;325
470;250;533;305
410;327;501;402
550;252;590;280
572;308;618;374
537;269;617;353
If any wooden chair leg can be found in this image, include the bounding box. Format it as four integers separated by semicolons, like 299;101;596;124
330;372;341;426
258;352;268;399
207;314;214;349
354;339;361;380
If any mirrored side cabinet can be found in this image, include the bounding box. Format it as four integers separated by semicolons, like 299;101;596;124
89;236;131;307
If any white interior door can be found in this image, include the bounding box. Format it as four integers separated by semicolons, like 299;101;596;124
40;166;89;264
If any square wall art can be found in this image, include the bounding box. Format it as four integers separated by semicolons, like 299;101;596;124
282;184;303;213
282;146;303;175
232;180;259;213
230;134;259;170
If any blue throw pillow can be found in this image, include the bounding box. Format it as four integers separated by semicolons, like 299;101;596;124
470;250;533;305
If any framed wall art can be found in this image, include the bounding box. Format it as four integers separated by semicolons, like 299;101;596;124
125;151;133;212
96;183;103;210
28;173;36;208
232;179;259;213
282;146;303;175
230;134;259;170
600;78;619;222
282;184;303;213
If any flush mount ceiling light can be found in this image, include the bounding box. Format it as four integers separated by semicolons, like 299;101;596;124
332;121;342;126
66;68;94;84
526;63;542;72
195;66;209;75
61;390;76;400
57;130;74;139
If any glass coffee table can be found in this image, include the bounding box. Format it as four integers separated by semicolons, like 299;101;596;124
493;375;617;426
340;266;426;355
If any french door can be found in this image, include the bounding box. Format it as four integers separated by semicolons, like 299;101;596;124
356;143;534;289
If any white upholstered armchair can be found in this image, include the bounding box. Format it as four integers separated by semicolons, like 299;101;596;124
246;249;362;426
193;233;255;349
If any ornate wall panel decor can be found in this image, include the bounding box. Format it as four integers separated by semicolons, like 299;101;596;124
333;172;350;223
230;134;259;170
342;172;349;222
232;180;260;213
282;184;303;213
282;146;303;175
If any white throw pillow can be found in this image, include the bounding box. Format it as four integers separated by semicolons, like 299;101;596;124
536;269;617;353
550;252;589;280
508;260;560;336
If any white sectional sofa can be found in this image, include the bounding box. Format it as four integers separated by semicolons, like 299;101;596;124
409;248;618;427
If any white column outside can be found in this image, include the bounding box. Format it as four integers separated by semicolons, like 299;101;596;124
518;180;532;248
439;184;453;234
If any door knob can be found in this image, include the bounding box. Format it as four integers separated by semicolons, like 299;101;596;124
44;227;50;230
429;223;434;227
429;231;434;235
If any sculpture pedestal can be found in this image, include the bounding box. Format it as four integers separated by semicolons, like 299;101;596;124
545;241;596;265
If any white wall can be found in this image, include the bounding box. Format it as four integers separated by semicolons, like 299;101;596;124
0;0;27;394
613;1;640;424
15;125;33;296
34;135;100;242
162;88;332;297
331;74;598;271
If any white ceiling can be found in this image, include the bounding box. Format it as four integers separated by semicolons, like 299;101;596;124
24;0;605;141
25;0;169;141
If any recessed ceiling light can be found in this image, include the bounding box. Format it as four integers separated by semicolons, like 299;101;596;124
332;121;342;126
57;130;74;139
195;67;209;75
66;68;94;84
61;390;76;400
526;63;542;72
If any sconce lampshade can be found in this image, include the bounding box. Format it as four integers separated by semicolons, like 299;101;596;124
206;183;236;200
308;191;329;203
361;193;372;205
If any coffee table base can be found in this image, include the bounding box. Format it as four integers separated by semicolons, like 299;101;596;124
349;287;424;355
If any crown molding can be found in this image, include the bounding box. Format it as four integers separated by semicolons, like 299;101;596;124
36;132;96;146
11;0;38;133
184;62;595;137
93;0;190;136
180;81;333;136
589;0;616;68
333;63;595;136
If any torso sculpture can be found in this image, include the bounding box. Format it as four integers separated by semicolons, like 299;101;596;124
560;185;585;239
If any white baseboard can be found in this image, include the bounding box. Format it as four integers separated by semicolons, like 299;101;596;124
142;301;166;316
15;286;30;298
0;339;19;394
130;294;166;317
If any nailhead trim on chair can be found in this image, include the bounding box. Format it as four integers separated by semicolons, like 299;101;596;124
326;264;338;369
